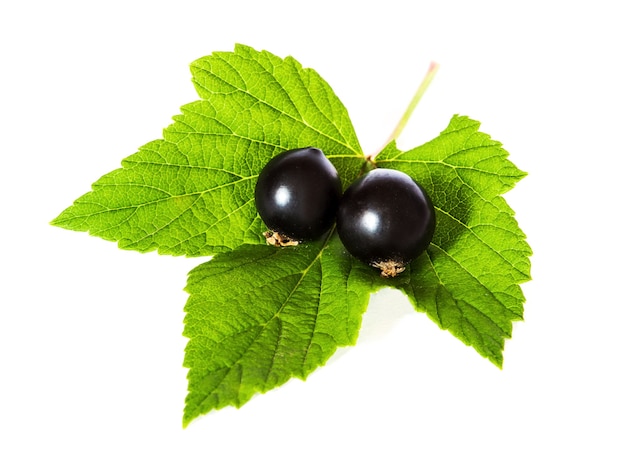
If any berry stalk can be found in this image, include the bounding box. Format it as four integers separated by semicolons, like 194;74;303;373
370;61;439;161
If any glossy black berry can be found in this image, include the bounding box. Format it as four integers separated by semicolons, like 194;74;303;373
336;168;435;277
255;147;342;244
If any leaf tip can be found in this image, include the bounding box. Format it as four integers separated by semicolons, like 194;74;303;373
182;416;191;429
489;352;504;369
49;209;72;230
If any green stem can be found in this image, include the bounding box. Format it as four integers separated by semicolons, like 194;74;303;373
370;61;439;161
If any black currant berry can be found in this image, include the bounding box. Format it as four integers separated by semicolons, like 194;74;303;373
255;147;342;245
336;168;435;277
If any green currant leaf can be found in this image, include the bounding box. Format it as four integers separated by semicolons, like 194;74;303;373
51;44;364;256
182;233;373;426
377;115;532;367
51;45;531;425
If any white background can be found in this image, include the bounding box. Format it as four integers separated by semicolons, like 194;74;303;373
2;1;625;467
